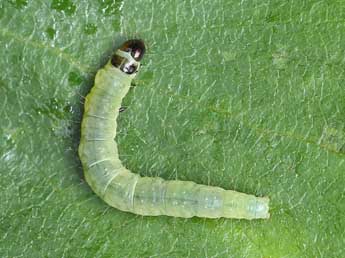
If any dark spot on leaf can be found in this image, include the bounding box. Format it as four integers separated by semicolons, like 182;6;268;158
51;0;76;15
10;52;23;63
46;27;56;40
84;23;97;35
68;71;83;86
265;12;280;23
9;0;28;9
63;103;74;114
98;0;121;16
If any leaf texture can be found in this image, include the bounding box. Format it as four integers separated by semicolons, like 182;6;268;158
0;0;344;257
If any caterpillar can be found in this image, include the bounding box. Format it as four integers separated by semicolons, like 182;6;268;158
78;40;270;219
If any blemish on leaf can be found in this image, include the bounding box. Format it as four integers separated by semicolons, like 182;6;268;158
51;0;76;15
265;12;280;23
45;27;56;40
68;71;84;86
272;47;288;70
35;98;72;120
319;127;345;153
9;0;28;9
84;23;97;35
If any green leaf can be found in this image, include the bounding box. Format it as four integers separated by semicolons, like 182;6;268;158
1;0;344;257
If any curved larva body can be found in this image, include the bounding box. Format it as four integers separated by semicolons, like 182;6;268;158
78;45;270;219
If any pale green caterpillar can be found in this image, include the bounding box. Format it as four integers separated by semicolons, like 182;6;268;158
78;40;270;219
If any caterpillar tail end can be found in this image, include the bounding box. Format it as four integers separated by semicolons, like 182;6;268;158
253;196;270;219
222;191;270;220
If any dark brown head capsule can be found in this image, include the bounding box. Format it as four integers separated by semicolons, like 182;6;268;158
119;39;146;61
111;39;146;74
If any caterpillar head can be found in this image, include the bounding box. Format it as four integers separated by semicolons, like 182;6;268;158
111;39;145;75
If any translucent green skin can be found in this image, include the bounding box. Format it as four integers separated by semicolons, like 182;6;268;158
78;60;270;219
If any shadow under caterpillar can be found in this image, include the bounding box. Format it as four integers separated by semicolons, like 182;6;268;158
78;40;270;219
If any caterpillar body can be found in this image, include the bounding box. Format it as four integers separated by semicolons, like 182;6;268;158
78;40;270;219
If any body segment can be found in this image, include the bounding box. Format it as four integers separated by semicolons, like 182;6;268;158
78;40;270;219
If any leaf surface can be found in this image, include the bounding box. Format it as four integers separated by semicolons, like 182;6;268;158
1;0;344;257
